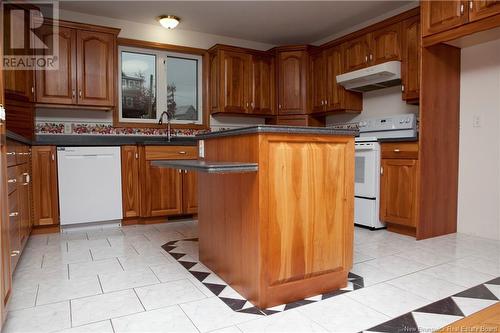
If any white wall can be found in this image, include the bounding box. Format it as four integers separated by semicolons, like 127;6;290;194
458;39;500;241
325;86;418;126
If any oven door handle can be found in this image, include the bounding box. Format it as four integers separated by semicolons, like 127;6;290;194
355;147;376;151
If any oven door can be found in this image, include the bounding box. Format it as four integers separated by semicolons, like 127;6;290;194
354;143;380;198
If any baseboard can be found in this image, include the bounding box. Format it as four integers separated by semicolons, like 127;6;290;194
122;214;197;226
31;225;60;235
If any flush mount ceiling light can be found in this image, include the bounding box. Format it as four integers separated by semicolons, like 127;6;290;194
158;15;180;29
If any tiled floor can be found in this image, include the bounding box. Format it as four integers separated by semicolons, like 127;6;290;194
4;220;500;333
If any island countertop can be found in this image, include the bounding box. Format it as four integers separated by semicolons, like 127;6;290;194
196;125;358;140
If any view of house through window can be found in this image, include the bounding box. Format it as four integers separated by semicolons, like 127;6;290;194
119;47;203;124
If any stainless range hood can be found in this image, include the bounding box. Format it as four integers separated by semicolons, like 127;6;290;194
336;61;401;92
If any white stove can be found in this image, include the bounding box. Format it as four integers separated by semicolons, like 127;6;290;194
348;114;417;229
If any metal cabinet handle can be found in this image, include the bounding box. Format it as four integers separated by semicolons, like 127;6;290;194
365;55;368;63
51;153;55;161
369;54;373;61
135;152;139;159
9;212;19;217
72;89;76;98
23;172;30;184
8;178;17;184
380;166;384;175
184;170;188;174
469;1;473;10
394;149;400;152
79;90;82;98
11;251;20;257
178;169;182;173
401;85;405;92
178;151;187;155
278;104;282;109
6;152;16;156
460;4;464;14
251;102;254;108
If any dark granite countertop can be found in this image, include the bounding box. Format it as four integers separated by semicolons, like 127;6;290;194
6;130;33;145
152;160;258;174
377;136;419;143
196;125;358;140
33;135;197;146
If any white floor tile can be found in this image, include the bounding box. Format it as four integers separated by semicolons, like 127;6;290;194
71;289;144;327
451;255;500;276
386;272;467;302
55;320;114;333
209;326;242;333
118;253;173;271
69;258;123;279
90;245;138;260
238;309;327;332
112;306;198;332
135;279;206;310
181;297;261;332
42;249;93;267
451;297;498;316
297;294;389;332
350;262;397;286
411;312;463;332
150;262;191;283
394;248;455;266
6;285;38;311
346;283;430;317
99;268;160;293
363;255;429;276
3;301;71;333
418;263;495;288
37;276;102;306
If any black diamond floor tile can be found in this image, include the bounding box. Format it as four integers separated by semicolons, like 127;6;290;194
190;271;210;282
219;297;247;311
454;284;500;301
178;260;197;270
414;297;465;317
203;282;226;296
368;313;419;333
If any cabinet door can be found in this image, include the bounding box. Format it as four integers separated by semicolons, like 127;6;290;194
249;56;274;115
421;1;469;36
4;71;34;102
121;146;140;218
310;51;326;113
32;146;59;226
371;23;401;65
182;170;198;214
8;190;20;271
343;36;370;72
220;50;249;113
380;159;418;227
469;1;500;21
278;50;307;114
18;164;30;247
402;16;421;101
142;163;182;217
76;30;115;106
35;25;77;105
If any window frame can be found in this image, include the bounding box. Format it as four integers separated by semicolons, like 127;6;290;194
114;39;208;129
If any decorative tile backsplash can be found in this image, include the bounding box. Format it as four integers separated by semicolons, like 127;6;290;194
35;122;211;136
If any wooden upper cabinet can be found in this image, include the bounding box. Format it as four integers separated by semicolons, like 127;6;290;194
310;51;326;113
182;171;198;214
421;1;468;36
249;55;274;115
277;49;308;114
343;36;370;73
220;50;249;114
76;30;115;106
32;146;59;226
402;16;421;102
35;25;77;105
121;146;140;218
469;0;500;21
371;23;402;65
4;70;33;102
35;21;118;108
380;158;419;227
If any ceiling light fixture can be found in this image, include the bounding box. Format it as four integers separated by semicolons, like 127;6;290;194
158;15;180;29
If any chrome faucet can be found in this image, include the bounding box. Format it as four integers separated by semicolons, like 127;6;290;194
158;110;174;142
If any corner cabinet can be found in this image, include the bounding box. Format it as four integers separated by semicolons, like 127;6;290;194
209;45;275;116
32;146;59;226
276;47;309;115
121;145;199;220
380;142;419;236
35;20;119;108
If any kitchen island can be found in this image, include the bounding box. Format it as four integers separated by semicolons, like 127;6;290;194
154;126;356;309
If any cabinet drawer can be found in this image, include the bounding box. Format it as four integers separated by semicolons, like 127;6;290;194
6;146;17;167
381;142;419;159
145;146;198;161
7;167;18;195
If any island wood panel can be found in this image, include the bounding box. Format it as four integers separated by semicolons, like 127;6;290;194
32;146;59;226
182;171;198;214
121;146;140;218
418;44;460;240
199;133;354;308
259;134;354;307
199;134;260;303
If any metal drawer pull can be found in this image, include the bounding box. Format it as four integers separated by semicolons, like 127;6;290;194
6;152;16;156
8;178;17;183
9;212;19;217
11;251;20;257
394;149;400;152
178;151;187;155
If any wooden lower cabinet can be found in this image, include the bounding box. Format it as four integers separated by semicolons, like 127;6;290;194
32;146;59;226
380;142;419;235
121;145;198;220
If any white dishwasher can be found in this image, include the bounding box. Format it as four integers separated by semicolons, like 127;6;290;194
57;146;123;226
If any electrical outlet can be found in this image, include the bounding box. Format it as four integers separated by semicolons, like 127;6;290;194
199;140;205;158
64;123;72;134
473;115;481;128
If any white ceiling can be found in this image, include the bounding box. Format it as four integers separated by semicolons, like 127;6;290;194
59;1;416;45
